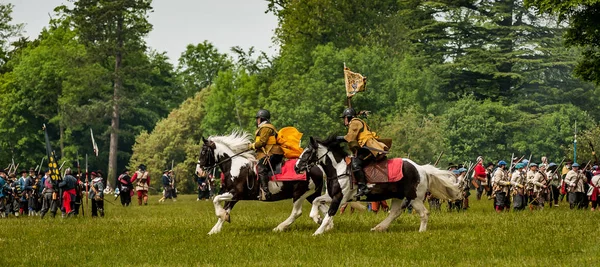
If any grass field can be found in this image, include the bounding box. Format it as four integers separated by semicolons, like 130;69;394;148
1;194;599;266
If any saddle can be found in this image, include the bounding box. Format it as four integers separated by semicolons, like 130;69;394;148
352;158;404;184
269;159;306;182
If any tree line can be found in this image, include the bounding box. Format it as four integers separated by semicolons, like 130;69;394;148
2;1;600;193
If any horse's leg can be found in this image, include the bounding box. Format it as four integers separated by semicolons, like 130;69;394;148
313;191;343;235
208;193;233;235
273;196;304;232
371;198;404;232
309;194;331;225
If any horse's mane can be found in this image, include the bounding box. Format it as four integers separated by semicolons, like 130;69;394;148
316;135;348;157
208;131;256;162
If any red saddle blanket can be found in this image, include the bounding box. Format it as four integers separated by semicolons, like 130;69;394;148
362;158;404;183
271;159;306;181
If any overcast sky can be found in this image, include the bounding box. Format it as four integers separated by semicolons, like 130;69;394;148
6;0;279;64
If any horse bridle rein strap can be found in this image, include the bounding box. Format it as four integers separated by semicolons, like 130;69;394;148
302;147;330;171
203;149;251;170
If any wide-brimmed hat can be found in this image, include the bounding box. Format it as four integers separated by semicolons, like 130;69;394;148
20;169;28;174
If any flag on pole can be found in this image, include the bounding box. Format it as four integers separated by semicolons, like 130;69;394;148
90;128;99;157
43;124;61;183
344;67;367;98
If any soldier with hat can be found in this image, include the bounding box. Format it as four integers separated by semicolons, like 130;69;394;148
159;169;173;203
131;164;150;205
339;107;388;198
247;109;284;201
564;163;587;209
546;162;561;207
0;169;8;218
530;164;548;210
493;161;511;212
511;163;527;211
117;169;133;207
40;169;59;219
16;169;29;215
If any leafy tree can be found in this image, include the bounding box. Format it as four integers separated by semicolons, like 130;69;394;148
0;3;22;70
526;0;600;84
129;90;209;193
177;41;232;97
65;0;154;183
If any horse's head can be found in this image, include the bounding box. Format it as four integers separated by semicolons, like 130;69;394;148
199;136;216;169
295;136;320;173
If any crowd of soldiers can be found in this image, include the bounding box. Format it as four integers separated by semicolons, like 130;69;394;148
0;167;106;218
430;156;600;212
0;163;153;218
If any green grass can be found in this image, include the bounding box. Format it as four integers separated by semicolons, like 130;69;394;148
1;195;599;266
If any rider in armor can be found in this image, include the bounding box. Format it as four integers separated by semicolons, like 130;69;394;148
339;107;388;198
248;109;284;201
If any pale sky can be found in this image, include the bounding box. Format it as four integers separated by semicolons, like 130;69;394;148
6;0;279;64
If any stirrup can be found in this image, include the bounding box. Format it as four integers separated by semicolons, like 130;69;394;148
260;188;271;201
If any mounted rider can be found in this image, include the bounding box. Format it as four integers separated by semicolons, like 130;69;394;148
339;107;388;197
248;109;284;201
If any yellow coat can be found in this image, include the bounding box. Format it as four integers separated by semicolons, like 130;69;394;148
343;118;387;157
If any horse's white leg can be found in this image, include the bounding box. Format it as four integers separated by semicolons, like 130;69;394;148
313;214;334;236
310;194;332;224
371;198;404;232
208;193;233;235
273;197;305;232
411;199;429;232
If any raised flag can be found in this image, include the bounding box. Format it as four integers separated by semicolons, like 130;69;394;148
344;67;367;98
43;124;61;183
90;128;99;157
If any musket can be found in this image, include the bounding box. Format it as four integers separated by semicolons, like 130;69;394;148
433;151;444;167
571;160;592;191
76;152;84;217
508;153;515;174
58;161;67;171
171;160;176;194
85;154;89;206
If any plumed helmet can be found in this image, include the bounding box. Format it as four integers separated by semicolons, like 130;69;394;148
498;160;507;166
255;109;271;120
340;107;356;118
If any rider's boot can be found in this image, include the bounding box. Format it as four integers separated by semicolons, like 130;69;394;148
354;170;370;198
259;174;271;201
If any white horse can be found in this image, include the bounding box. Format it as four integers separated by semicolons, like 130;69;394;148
198;131;328;235
295;136;461;235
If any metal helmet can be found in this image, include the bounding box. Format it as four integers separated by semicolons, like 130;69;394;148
497;160;507;166
340;107;356;118
255;109;271;121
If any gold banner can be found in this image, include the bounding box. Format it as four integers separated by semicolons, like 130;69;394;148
344;67;366;98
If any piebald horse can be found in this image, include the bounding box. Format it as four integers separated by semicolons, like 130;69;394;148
295;136;461;235
199;131;327;235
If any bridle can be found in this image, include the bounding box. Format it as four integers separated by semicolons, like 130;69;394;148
299;144;350;180
200;143;251;171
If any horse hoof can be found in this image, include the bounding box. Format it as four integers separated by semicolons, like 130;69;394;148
224;213;231;223
316;218;323;225
371;226;387;232
273;227;284;232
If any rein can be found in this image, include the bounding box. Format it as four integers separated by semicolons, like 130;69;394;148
303;146;350;181
202;148;251;171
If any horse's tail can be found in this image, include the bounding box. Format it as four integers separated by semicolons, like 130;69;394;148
420;164;461;201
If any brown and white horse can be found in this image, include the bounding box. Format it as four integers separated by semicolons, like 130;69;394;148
199;132;326;235
295;136;461;235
